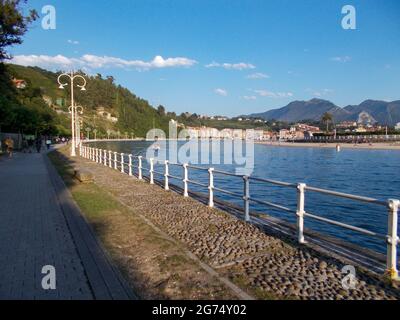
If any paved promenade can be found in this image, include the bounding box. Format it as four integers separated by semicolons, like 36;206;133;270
0;150;134;299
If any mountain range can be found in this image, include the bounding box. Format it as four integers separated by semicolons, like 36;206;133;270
246;98;400;126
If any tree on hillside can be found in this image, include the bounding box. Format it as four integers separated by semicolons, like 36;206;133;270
321;112;333;132
157;105;166;116
0;0;38;60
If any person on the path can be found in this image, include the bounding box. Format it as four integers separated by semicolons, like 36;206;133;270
4;137;14;158
21;138;28;153
27;138;34;153
35;137;42;153
46;138;52;150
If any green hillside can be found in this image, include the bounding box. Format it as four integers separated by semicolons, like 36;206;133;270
1;63;269;138
1;64;173;137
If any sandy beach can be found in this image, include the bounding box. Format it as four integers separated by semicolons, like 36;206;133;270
256;141;400;150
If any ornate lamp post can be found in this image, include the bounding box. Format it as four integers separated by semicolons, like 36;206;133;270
57;72;87;157
93;128;98;140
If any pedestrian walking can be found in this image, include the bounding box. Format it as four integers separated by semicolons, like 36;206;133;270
35;137;42;153
21;138;28;153
4;137;14;158
27;138;34;153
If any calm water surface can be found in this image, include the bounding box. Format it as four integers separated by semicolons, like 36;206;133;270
92;140;400;254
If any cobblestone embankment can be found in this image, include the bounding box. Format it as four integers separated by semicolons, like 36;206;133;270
71;153;399;300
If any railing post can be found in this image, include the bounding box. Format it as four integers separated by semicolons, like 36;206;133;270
296;183;306;244
243;175;250;222
79;144;82;156
183;163;189;197
164;160;169;190
109;150;112;168
114;152;118;170
99;149;102;164
103;150;107;166
95;148;98;162
89;148;93;161
138;156;143;180
149;158;154;184
386;199;399;280
128;155;133;176
120;153;125;173
208;168;214;207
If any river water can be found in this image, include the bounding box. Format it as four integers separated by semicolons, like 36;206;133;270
91;140;400;255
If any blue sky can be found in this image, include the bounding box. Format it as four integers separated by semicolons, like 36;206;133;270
9;0;400;116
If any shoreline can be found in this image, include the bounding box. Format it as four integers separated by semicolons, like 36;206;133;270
256;141;400;150
87;138;400;150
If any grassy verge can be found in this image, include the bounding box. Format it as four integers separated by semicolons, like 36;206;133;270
47;148;237;299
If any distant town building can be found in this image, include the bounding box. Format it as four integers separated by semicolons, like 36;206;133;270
353;127;367;133
262;130;274;140
336;121;357;129
220;128;233;139
245;129;264;140
12;78;27;89
96;107;118;123
280;123;320;140
279;129;290;140
395;122;400;131
291;123;320;133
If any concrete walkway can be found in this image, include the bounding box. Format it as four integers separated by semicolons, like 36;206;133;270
0;151;134;299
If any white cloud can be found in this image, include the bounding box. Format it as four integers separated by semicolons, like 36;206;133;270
253;89;293;98
246;72;269;79
331;56;351;63
9;54;197;71
214;88;228;96
10;54;81;70
205;61;255;70
67;40;79;45
242;95;257;100
80;54;197;69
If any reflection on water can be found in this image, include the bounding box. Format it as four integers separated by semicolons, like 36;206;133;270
92;140;400;254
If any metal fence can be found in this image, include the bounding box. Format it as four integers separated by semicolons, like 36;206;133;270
302;134;400;143
80;144;400;280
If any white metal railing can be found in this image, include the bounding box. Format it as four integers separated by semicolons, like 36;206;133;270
80;145;400;279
